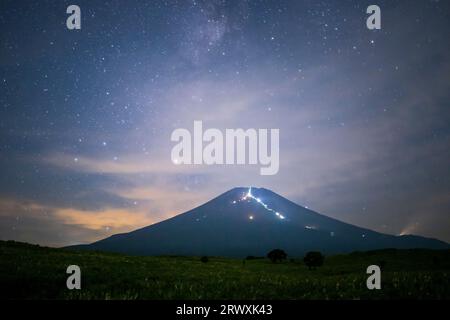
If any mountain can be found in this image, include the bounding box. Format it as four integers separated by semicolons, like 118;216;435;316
67;187;449;257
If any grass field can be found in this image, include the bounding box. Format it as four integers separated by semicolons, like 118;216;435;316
0;240;449;300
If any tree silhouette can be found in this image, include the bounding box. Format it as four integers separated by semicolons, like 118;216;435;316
303;251;324;270
267;249;287;263
200;256;209;263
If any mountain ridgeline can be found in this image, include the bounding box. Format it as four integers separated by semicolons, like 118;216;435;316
67;187;449;257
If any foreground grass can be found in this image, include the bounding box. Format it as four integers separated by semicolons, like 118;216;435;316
0;241;449;299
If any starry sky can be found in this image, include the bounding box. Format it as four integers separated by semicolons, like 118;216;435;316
0;0;449;246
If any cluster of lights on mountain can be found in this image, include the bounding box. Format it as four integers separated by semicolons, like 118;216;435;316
233;187;286;220
231;188;341;238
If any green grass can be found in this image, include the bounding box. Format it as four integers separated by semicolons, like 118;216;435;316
0;241;449;300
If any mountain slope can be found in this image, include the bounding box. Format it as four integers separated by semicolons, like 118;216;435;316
67;187;449;257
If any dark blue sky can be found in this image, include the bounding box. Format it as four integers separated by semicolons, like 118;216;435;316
0;0;449;246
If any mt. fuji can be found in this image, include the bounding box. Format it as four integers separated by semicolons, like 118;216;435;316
67;187;449;257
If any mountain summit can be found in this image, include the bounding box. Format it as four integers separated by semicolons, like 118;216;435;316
68;187;449;257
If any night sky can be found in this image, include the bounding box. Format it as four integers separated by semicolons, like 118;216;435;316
0;0;449;246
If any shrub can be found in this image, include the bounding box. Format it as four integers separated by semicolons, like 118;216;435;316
303;251;324;270
267;249;287;263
